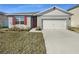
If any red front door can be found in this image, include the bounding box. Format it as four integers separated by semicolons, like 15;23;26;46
31;16;37;28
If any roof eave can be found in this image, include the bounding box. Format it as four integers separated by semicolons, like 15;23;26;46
5;14;37;16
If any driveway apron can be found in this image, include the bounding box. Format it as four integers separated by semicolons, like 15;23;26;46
42;29;79;54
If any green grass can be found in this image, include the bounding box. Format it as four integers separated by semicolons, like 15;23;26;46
0;31;46;54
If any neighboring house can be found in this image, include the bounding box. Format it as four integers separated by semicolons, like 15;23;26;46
0;6;72;29
0;12;8;27
68;5;79;27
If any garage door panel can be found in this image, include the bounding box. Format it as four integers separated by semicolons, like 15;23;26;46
43;19;66;29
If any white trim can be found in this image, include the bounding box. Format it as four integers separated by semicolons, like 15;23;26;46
8;17;13;28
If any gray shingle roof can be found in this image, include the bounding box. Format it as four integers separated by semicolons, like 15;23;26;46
0;12;6;15
68;5;79;11
6;12;38;15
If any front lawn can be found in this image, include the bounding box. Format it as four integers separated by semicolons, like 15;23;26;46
0;31;46;54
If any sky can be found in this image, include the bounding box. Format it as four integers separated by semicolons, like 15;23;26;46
0;4;77;13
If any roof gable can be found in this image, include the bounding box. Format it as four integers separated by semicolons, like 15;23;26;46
41;8;69;16
36;6;72;15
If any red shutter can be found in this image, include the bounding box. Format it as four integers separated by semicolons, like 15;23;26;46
24;16;27;25
13;16;16;25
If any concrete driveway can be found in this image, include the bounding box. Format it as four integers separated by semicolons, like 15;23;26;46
42;29;79;54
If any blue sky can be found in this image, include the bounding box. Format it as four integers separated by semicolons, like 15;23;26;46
0;4;77;13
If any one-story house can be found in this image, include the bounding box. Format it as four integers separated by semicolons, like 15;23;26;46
0;6;72;30
68;5;79;27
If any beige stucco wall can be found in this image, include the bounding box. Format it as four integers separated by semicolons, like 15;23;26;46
69;7;79;27
8;16;31;29
71;14;79;27
26;16;31;28
69;7;79;14
8;16;13;28
37;9;70;29
43;9;68;15
37;16;42;28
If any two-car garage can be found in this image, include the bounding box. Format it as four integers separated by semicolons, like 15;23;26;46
43;19;67;29
37;7;72;30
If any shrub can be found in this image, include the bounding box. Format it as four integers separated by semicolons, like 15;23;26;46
9;26;20;31
0;25;8;29
9;26;31;31
19;27;30;31
36;26;42;31
0;25;2;29
2;26;8;28
26;27;31;31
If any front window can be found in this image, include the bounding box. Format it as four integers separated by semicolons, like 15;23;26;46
16;16;20;24
20;16;24;24
15;16;24;24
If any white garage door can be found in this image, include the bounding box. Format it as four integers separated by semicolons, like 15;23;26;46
43;19;66;29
